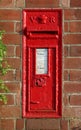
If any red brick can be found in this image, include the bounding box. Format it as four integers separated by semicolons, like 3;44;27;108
0;22;14;32
62;0;70;7
70;46;81;56
64;22;69;32
15;22;21;33
41;119;60;130
70;119;81;130
26;0;59;8
0;106;20;118
6;95;15;105
16;70;21;81
7;58;20;69
70;0;81;7
64;9;81;20
64;58;81;69
15;92;21;105
1;71;15;81
3;34;21;45
6;46;15;57
26;119;42;129
60;120;68;130
16;46;21;57
0;9;21;20
63;95;69;106
26;119;60;129
64;70;69;81
0;94;14;105
63;107;81;118
64;46;68;57
16;0;25;7
16;119;24;130
69;22;81;32
70;70;81;81
6;82;20;93
70;95;81;105
0;0;14;7
64;82;81;93
64;34;81;44
0;119;14;130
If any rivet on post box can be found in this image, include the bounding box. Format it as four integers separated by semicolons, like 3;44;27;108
22;9;62;118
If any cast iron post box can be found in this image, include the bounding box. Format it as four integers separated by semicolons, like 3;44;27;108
22;9;62;118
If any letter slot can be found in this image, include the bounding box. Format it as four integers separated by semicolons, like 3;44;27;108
22;9;62;118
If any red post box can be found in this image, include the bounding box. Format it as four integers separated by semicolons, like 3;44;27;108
22;9;62;118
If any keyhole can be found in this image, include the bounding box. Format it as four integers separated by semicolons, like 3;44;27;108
35;79;42;87
36;80;39;86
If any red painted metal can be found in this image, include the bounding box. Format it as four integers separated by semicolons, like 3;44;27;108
22;9;62;118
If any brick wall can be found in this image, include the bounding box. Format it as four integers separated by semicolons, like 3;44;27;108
0;0;81;130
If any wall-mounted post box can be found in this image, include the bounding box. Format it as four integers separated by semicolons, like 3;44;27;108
22;9;62;118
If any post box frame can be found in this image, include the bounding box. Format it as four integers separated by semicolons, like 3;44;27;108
22;9;62;118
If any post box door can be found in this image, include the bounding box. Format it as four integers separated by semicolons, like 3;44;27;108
30;48;56;111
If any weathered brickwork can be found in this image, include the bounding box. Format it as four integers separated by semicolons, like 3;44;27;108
0;0;81;130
